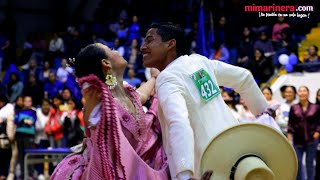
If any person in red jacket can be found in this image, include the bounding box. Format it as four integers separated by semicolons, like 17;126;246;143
45;95;65;148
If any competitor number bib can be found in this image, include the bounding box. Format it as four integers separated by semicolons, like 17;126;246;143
190;69;220;102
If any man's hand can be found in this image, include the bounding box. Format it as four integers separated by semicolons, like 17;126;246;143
189;171;213;180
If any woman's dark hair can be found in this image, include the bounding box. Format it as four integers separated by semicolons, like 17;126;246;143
285;85;297;96
150;22;188;57
298;85;309;93
74;43;107;81
310;45;319;53
254;49;265;59
316;88;320;105
262;87;273;95
41;98;51;106
0;94;9;104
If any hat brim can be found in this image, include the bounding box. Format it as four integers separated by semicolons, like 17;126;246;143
200;123;298;180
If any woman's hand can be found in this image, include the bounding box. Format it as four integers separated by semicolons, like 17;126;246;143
82;87;101;110
189;171;213;180
150;68;160;78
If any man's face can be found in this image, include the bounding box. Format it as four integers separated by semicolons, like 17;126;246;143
141;28;168;70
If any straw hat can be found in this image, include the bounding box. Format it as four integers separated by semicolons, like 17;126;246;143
200;123;297;180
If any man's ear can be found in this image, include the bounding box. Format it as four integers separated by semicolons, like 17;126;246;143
101;59;112;72
167;39;177;51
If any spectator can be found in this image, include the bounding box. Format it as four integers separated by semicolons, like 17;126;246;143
90;33;108;45
272;16;290;41
127;15;141;44
124;68;142;87
62;98;84;147
280;85;288;101
22;74;44;107
61;88;72;105
0;95;14;179
31;33;47;65
6;72;24;103
45;95;64;148
14;96;37;179
125;38;143;71
113;38;125;57
35;99;50;148
14;95;24;112
222;90;240;121
44;72;64;100
48;32;65;54
64;29;83;57
237;27;254;69
0;30;10;78
56;58;73;83
262;87;280;107
253;31;275;58
117;19;128;40
303;45;320;72
21;59;41;85
288;86;320;180
249;49;274;85
276;85;297;135
38;60;54;84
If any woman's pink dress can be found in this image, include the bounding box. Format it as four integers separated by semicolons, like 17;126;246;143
50;75;169;180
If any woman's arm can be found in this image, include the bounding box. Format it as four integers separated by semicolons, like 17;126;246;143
136;68;159;104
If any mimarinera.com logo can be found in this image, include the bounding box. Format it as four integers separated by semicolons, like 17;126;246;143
244;4;314;12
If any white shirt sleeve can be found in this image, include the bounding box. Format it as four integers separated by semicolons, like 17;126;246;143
157;71;195;177
177;171;193;180
212;60;268;115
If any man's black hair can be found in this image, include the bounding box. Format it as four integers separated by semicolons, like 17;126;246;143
150;22;188;57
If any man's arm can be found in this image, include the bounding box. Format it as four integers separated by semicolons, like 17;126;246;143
157;72;195;179
213;61;268;115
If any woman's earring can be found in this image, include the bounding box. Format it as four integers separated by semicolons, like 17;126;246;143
105;73;117;89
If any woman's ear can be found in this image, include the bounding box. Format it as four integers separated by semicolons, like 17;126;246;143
101;59;112;71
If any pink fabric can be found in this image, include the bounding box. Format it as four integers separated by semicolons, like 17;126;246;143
272;23;290;40
50;74;169;180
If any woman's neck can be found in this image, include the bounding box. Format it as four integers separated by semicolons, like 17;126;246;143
300;100;309;107
110;77;126;99
286;99;294;104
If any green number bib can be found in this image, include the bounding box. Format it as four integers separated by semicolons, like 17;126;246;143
190;69;220;102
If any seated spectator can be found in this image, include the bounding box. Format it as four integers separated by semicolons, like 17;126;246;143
124;68;142;87
38;60;54;84
237;27;254;69
31;33;47;65
44;72;64;100
62;98;84;147
127;15;141;44
254;31;275;58
248;49;274;86
22;74;44;107
113;38;125;57
272;16;290;41
117;19;128;40
303;45;320;72
236;97;256;122
125;38;143;71
6;72;24;103
209;41;230;64
0;30;10;78
90;33;108;45
56;58;73;83
21;59;41;85
14;96;37;179
48;32;65;60
14;95;24;112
